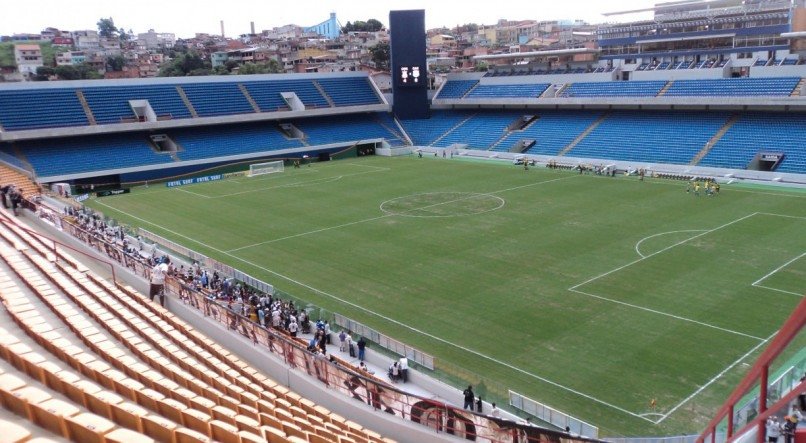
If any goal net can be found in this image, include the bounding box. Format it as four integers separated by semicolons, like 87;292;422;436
248;160;284;177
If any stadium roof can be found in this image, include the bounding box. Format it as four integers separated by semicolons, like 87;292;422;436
472;47;599;61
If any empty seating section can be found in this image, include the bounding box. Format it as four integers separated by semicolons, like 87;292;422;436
296;115;403;145
316;77;381;106
81;85;192;124
665;77;801;97
465;83;550;98
563;81;667;97
0;89;88;131
180;83;254;117
15;134;170;177
172;123;303;161
0;209;394;443
243;79;328;111
494;112;604;155
567;111;730;164
436;80;478;98
702;113;806;173
398;112;474;146
433;113;518;148
373;113;407;147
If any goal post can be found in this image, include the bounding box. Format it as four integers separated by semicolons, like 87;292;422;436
248;160;284;177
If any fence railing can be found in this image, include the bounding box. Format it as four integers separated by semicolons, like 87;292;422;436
334;313;435;370
510;390;599;438
27;199;604;443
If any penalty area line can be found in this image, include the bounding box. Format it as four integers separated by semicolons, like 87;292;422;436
91;198;655;423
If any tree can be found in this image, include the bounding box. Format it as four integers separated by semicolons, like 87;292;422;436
107;55;125;71
118;27;131;42
97;17;118;38
158;52;211;77
366;19;384;32
237;60;283;75
369;41;390;70
34;66;55;81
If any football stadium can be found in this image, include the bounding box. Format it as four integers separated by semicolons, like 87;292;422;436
0;2;804;443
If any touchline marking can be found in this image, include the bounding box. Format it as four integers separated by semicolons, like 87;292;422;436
634;230;707;258
752;252;806;286
653;331;776;424
227;175;575;252
214;168;388;198
174;187;212;199
757;212;806;221
568;287;763;340
570;212;759;291
93;182;655;423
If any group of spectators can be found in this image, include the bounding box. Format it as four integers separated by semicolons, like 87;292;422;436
767;405;803;443
1;184;25;215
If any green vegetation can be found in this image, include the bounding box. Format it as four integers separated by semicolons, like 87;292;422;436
0;41;69;68
341;19;385;33
86;156;806;436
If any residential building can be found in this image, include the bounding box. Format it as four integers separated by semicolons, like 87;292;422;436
14;44;43;77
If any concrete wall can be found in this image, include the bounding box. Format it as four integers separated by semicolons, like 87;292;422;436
631;68;727;81
750;65;806;77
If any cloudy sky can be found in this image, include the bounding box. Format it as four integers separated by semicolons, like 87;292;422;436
1;0;659;38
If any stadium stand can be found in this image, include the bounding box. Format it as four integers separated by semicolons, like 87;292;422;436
242;79;329;111
10;134;172;177
180;83;255;117
566;111;730;164
436;80;478;98
493;111;604;155
0;88;88;131
700;113;806;172
296;114;406;146
171;123;304;161
433;112;520;148
81;85;193;124
315;77;382;106
465;83;551;98
398;111;473;146
0;210;395;443
664;77;801;97
561;81;667;97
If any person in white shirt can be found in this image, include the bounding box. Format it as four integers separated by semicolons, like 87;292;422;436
149;257;170;306
288;319;299;337
490;403;501;418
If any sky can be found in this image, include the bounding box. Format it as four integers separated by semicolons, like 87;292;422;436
1;0;659;38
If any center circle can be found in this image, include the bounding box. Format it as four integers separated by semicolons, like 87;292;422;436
379;192;505;218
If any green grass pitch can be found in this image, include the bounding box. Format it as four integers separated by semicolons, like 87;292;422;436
86;156;806;436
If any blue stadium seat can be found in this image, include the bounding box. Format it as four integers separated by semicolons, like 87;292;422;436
565;111;730;164
398;112;476;146
495;111;604;155
0;88;88;131
562;81;666;97
242;79;328;111
82;85;192;124
295;114;403;145
172;123;303;161
665;77;800;97
432;113;519;148
702;113;806;173
465;83;550;98
436;80;478;99
316;78;382;106
180;83;255;117
15;133;172;177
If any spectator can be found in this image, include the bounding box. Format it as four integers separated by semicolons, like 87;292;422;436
491;403;500;418
476;396;482;413
338;330;347;352
399;357;408;383
357;337;367;361
149;257;170;306
463;385;474;410
767;416;780;443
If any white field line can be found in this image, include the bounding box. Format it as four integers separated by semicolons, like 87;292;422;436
753;285;804;297
568;287;764;340
174;187;212;199
570;212;759;291
757;212;806;221
231;167;319;184
226;175;575;253
211;168;389;198
752;253;806;286
653;331;776;424
634;230;707;258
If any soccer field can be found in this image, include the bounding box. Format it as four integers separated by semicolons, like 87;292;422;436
86;156;806;436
